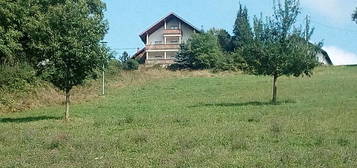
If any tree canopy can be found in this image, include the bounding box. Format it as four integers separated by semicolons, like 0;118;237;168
353;8;357;23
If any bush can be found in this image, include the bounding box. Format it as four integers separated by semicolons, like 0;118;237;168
174;33;223;70
0;63;38;91
123;59;139;70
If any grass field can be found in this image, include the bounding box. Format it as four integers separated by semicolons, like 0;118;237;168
1;66;357;167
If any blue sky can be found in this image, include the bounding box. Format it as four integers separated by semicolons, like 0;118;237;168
103;0;357;65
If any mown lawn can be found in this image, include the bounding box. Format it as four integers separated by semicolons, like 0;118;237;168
1;66;357;167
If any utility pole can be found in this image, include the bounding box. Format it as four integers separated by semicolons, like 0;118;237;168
100;41;108;96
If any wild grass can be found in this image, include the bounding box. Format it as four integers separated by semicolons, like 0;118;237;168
0;66;356;167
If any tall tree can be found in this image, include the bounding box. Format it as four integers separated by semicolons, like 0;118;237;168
353;8;357;23
232;4;253;50
0;1;24;65
242;0;319;103
38;0;108;120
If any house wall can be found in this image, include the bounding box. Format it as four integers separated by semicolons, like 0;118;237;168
181;23;195;43
148;27;164;45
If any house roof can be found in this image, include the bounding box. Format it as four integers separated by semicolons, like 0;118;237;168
139;12;201;43
320;49;333;65
132;48;145;59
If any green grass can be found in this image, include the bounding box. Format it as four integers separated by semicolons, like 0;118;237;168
1;66;357;167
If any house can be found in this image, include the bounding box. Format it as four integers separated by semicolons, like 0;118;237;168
317;49;333;65
133;13;201;65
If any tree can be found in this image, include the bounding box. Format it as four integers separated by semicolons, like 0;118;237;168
208;28;233;52
120;51;130;63
353;8;357;23
174;32;223;69
232;4;253;50
0;1;24;65
242;0;319;103
39;0;108;120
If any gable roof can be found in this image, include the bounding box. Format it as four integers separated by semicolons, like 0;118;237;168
320;49;333;65
139;12;201;43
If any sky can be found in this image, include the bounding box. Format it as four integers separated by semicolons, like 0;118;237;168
103;0;357;65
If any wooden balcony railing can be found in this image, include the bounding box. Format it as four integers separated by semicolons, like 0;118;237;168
146;44;180;50
163;29;181;35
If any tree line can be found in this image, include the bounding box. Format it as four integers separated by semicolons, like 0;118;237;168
173;0;324;103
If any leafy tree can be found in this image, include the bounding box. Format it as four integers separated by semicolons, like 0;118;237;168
175;32;223;69
120;51;130;63
208;28;233;52
353;8;357;23
232;4;253;50
0;1;24;65
242;0;319;103
37;0;108;120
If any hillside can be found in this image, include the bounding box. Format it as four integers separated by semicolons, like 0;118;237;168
0;66;357;167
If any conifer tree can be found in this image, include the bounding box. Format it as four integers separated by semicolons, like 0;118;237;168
232;4;253;50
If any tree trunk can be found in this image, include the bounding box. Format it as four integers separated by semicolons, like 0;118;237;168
65;90;70;121
272;75;278;103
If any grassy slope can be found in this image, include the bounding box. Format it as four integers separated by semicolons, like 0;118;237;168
0;66;356;167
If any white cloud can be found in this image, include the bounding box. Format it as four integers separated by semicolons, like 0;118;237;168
301;0;355;24
323;46;357;65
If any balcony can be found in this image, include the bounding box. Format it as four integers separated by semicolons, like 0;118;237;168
146;44;180;50
163;29;181;35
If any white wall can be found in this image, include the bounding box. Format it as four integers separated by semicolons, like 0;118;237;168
148;27;164;45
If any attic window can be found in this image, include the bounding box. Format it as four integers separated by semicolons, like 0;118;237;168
170;26;179;30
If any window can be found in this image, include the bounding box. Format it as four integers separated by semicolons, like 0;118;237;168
170;26;179;30
154;41;162;44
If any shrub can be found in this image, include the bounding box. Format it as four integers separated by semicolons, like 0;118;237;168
123;59;139;70
174;33;223;70
0;63;38;92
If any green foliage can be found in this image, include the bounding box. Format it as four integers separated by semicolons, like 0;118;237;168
120;51;130;63
353;8;357;23
0;64;38;92
174;32;223;70
0;1;24;65
208;28;233;52
232;4;253;50
123;59;139;70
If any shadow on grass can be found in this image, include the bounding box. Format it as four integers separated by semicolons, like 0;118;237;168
189;100;295;108
0;116;61;123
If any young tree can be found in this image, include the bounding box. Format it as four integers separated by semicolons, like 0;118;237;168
232;4;253;50
242;0;319;103
40;0;108;120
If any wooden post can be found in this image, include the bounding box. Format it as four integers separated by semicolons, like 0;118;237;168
272;75;278;103
164;20;167;29
65;90;70;120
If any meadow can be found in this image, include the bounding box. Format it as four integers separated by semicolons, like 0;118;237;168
0;66;357;167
